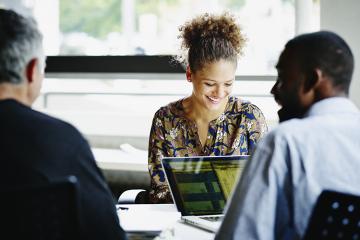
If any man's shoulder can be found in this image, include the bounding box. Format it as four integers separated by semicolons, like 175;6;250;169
27;106;69;126
1;101;88;157
251;119;307;167
32;109;83;139
269;118;303;135
6;103;84;142
263;117;315;147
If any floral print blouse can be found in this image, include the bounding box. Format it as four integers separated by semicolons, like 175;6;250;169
148;96;268;203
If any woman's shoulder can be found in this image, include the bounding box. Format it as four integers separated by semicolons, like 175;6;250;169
228;96;264;116
227;97;268;133
153;98;184;119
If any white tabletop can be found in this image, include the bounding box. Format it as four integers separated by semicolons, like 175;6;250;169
117;204;215;240
92;146;148;172
156;221;215;240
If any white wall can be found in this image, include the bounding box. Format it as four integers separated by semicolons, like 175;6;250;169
320;0;360;107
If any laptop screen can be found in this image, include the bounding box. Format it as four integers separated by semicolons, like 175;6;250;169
161;155;248;216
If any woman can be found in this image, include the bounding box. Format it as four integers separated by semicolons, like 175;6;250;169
148;12;268;203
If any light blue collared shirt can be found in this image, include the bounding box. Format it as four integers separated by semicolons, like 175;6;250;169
216;97;360;240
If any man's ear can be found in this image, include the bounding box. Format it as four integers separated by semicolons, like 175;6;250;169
25;58;38;84
186;66;192;82
303;68;321;92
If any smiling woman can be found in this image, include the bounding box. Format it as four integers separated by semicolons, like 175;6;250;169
148;12;268;204
186;59;236;114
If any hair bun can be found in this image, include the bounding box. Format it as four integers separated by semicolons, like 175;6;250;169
179;12;246;55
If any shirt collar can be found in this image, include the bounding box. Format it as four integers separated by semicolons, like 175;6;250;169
305;97;359;117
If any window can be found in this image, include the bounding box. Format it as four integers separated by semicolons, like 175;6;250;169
34;76;277;146
1;0;320;149
7;0;303;75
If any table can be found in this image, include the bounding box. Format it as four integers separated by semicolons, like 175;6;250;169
92;147;148;172
117;204;215;240
92;147;150;193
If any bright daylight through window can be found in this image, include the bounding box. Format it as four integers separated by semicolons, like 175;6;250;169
40;0;299;75
0;0;320;149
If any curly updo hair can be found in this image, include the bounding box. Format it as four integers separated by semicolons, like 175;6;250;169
177;12;246;73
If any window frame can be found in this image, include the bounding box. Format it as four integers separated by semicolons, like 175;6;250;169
45;55;184;74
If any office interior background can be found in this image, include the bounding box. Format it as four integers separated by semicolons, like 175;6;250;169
1;0;359;197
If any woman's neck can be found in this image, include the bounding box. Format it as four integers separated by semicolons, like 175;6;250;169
182;95;228;123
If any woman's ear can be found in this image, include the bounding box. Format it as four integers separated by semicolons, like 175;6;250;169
186;66;192;82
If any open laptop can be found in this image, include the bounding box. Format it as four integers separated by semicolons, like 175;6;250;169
161;155;249;232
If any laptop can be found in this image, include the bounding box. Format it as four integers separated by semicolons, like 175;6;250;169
161;155;249;232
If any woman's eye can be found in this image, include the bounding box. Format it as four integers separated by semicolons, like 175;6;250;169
205;83;215;86
225;83;233;87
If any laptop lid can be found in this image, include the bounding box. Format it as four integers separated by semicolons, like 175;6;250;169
161;155;248;216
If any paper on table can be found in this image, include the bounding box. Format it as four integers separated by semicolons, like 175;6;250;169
117;204;181;232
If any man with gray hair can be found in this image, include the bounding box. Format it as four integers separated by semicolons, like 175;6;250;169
0;9;126;239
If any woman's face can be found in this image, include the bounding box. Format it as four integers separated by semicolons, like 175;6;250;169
187;59;236;111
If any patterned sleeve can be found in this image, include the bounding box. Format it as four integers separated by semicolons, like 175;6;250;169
148;109;173;203
246;103;268;154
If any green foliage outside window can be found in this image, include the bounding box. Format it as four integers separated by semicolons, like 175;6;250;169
59;0;252;39
60;0;121;39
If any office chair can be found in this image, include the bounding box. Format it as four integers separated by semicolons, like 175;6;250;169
303;190;360;240
0;176;80;240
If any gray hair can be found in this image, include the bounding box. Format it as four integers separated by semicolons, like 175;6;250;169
0;9;44;84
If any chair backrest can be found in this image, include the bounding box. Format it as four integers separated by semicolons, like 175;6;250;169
303;190;360;240
0;176;80;240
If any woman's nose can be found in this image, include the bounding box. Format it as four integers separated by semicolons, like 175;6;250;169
214;86;226;98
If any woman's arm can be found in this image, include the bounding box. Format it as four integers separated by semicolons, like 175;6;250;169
148;110;173;203
246;103;268;153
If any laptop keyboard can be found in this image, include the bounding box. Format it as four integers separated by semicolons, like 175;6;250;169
200;216;223;222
